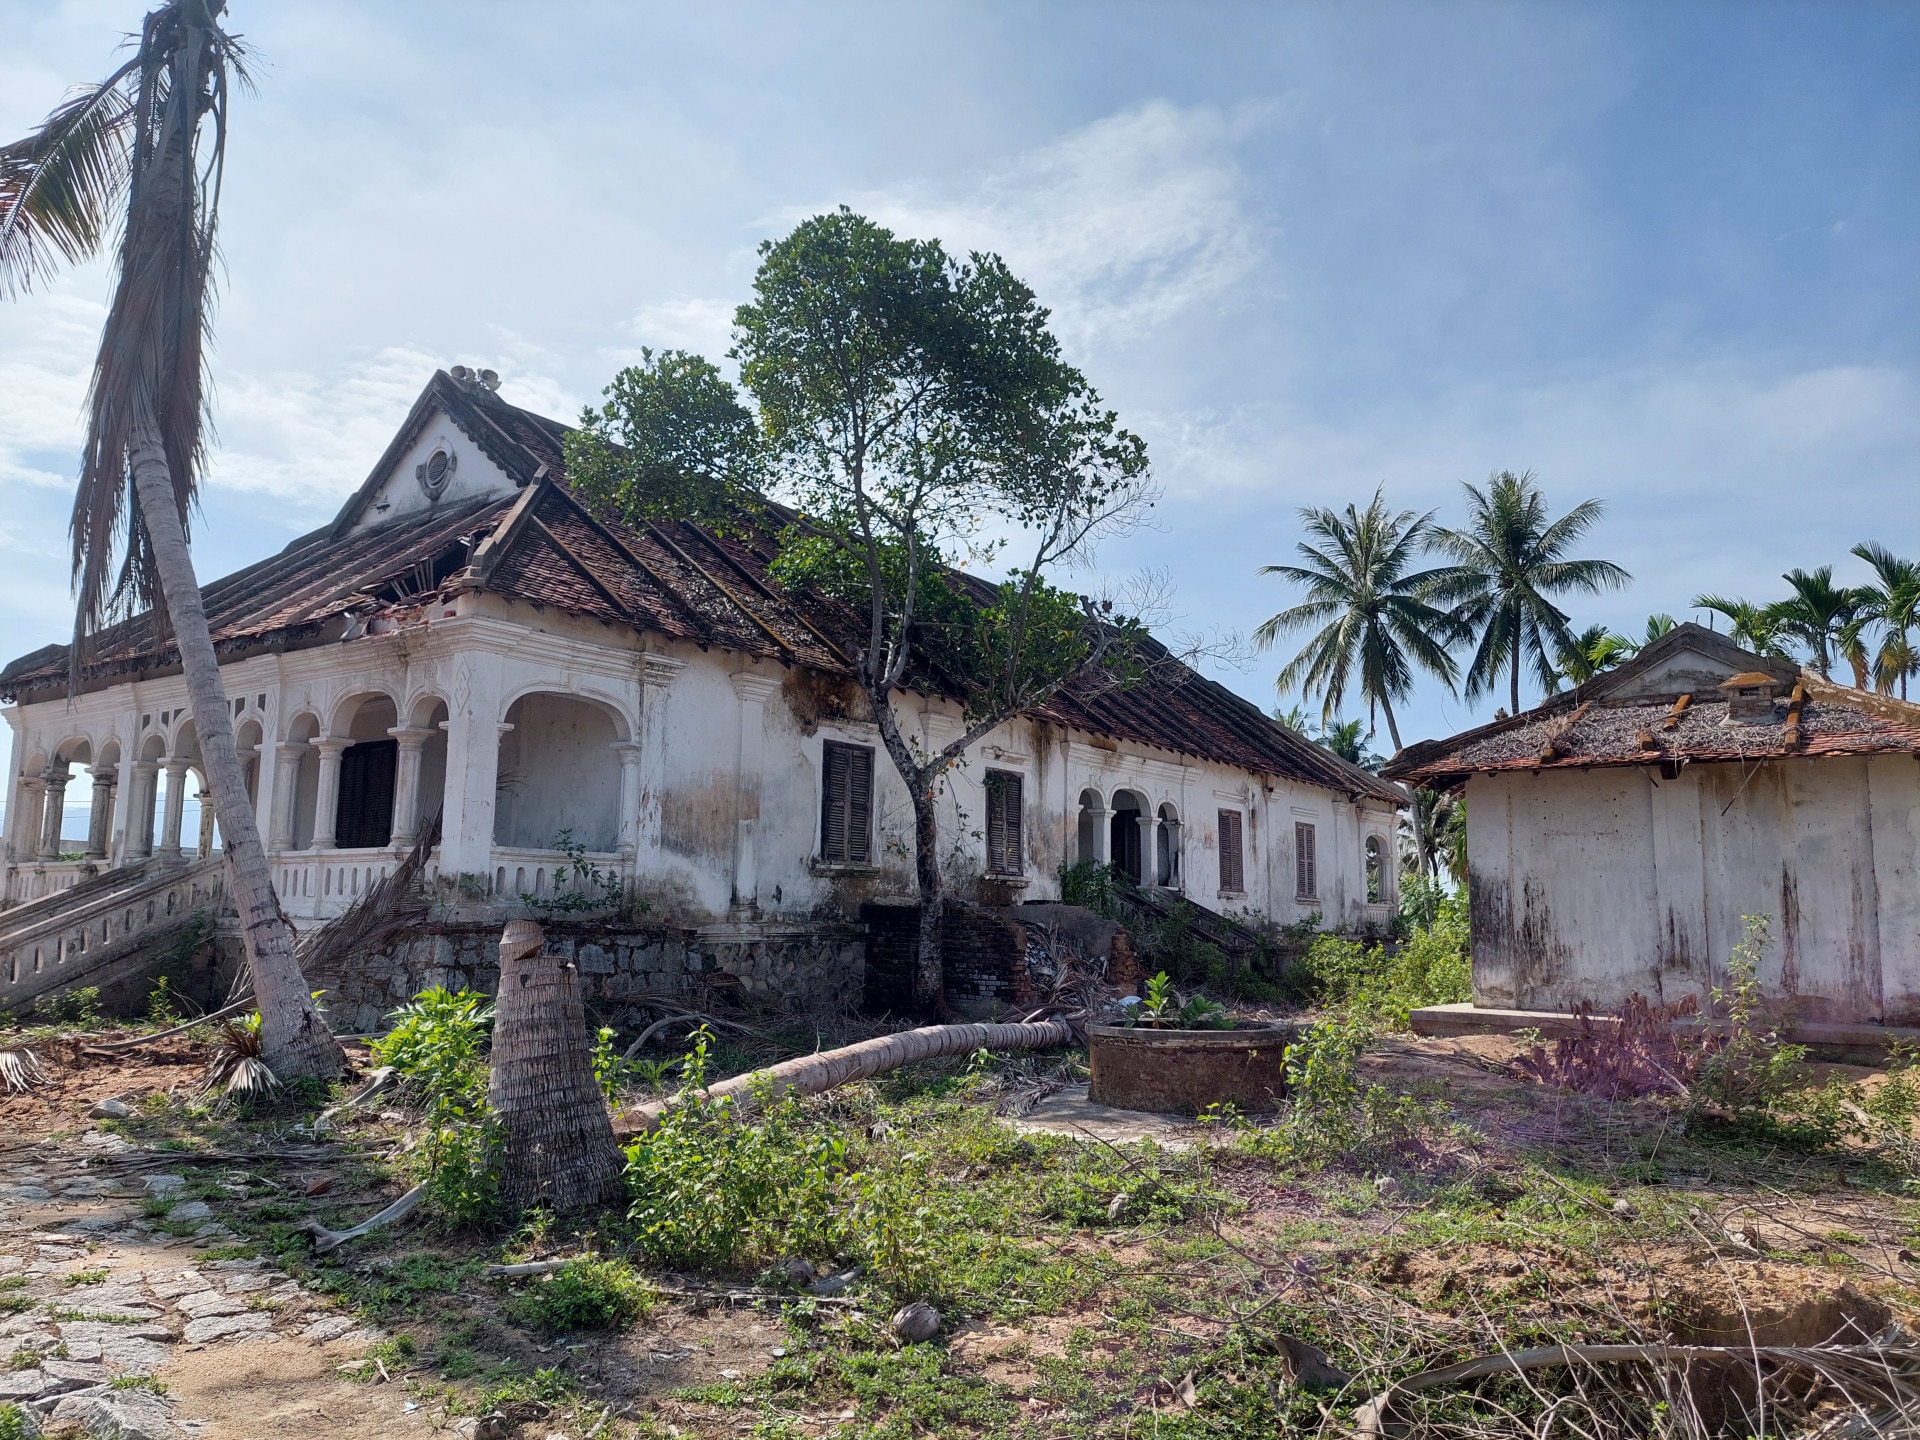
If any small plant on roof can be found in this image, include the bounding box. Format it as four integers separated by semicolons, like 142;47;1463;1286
1121;971;1232;1030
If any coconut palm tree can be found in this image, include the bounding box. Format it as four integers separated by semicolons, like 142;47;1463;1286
1402;787;1457;882
1771;567;1870;683
1429;472;1631;718
0;2;342;1078
1255;489;1463;753
1692;594;1793;659
1553;624;1633;686
1849;543;1920;699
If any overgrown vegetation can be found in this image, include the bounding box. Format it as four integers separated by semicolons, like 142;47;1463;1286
1282;892;1472;1022
503;1256;653;1334
368;987;502;1226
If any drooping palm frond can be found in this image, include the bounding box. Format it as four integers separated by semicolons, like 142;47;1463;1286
0;3;248;687
0;72;138;298
0;1046;48;1093
202;1013;278;1098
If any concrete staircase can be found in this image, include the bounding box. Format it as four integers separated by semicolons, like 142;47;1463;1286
0;856;231;1018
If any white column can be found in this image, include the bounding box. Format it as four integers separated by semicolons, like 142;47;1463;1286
437;651;506;886
611;741;644;857
1087;803;1113;865
635;654;684;880
15;777;46;863
128;762;158;859
1;720;24;865
309;739;347;849
158;760;189;860
268;742;304;851
730;672;780;909
37;770;68;860
195;786;216;857
109;751;137;866
85;767;115;859
387;727;433;847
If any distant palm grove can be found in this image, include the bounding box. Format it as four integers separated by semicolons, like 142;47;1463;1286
1259;469;1919;754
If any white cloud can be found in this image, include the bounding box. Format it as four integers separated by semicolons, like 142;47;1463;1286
623;296;737;363
829;101;1264;355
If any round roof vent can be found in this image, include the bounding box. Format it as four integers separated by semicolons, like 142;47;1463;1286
415;444;457;501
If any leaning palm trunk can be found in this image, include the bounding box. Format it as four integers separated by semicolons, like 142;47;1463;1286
616;1017;1075;1137
129;423;342;1079
489;921;624;1211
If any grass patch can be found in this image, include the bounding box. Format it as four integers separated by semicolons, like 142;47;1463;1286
502;1257;652;1335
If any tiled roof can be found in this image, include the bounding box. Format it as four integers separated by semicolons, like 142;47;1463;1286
3;372;1401;803
1383;626;1920;789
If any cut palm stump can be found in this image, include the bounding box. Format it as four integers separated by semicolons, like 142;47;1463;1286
491;919;626;1212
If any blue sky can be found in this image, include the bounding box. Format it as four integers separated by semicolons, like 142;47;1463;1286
3;0;1916;824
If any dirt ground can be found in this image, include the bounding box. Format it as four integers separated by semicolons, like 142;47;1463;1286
4;1027;1916;1437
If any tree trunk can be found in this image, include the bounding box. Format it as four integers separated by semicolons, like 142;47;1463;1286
1378;693;1403;755
127;420;344;1081
1509;632;1522;717
908;779;947;1021
617;1017;1074;1137
489;931;624;1212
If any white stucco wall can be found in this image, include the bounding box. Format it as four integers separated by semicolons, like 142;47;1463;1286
2;590;1397;935
1466;756;1920;1024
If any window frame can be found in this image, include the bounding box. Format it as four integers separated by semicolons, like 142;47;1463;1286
818;740;875;866
1295;821;1318;901
1216;808;1245;895
983;768;1025;877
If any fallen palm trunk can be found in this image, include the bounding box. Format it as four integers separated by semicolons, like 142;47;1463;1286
1352;1340;1920;1436
614;1017;1077;1138
311;1016;1076;1250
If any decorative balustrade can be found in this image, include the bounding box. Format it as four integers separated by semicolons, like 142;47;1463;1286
4;859;101;907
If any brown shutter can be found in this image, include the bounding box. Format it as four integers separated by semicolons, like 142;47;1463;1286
846;745;873;863
1295;821;1317;898
1217;810;1243;893
986;771;1023;875
821;742;873;864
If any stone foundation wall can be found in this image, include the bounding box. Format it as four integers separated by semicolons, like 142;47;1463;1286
322;919;866;1035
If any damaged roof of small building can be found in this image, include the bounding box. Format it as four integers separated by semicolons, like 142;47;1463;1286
1382;622;1920;789
1;370;1400;804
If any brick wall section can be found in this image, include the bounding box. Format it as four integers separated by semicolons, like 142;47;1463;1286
861;899;1141;1017
325;920;865;1035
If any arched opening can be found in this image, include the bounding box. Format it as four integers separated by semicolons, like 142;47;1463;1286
495;693;622;853
285;713;320;850
1155;803;1182;888
1075;789;1104;867
407;697;450;840
1365;834;1384;904
334;695;399;848
1109;790;1146;884
134;733;168;859
89;740;121;860
46;738;92;861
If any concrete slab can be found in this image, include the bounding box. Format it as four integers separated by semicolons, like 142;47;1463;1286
1005;1083;1215;1150
1410;1002;1920;1063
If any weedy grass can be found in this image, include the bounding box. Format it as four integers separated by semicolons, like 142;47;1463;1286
503;1256;653;1335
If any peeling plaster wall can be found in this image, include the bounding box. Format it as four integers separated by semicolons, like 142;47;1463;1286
1465;757;1920;1023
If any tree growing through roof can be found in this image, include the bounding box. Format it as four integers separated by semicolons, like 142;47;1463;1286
1430;470;1631;717
0;0;342;1078
568;211;1154;1018
1254;490;1462;754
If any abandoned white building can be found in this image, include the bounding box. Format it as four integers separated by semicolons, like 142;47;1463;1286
1386;624;1920;1032
0;368;1402;1019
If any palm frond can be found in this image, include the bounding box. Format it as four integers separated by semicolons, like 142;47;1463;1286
202;1015;278;1098
0;1046;48;1094
0;69;138;298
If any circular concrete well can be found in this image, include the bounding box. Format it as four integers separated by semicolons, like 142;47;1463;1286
1086;1022;1296;1114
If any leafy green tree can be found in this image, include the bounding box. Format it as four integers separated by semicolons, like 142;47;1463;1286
1430;471;1631;716
1255;489;1461;753
0;1;341;1077
1848;543;1920;698
1554;613;1674;687
569;211;1153;1016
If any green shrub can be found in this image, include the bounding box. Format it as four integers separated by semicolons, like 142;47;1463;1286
1280;898;1470;1024
504;1257;652;1335
0;1401;33;1440
37;985;102;1026
371;987;501;1226
1243;1011;1439;1168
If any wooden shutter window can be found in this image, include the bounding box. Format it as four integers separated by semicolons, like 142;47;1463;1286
1217;810;1244;894
335;739;397;849
1295;821;1317;899
820;741;874;864
985;770;1023;875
